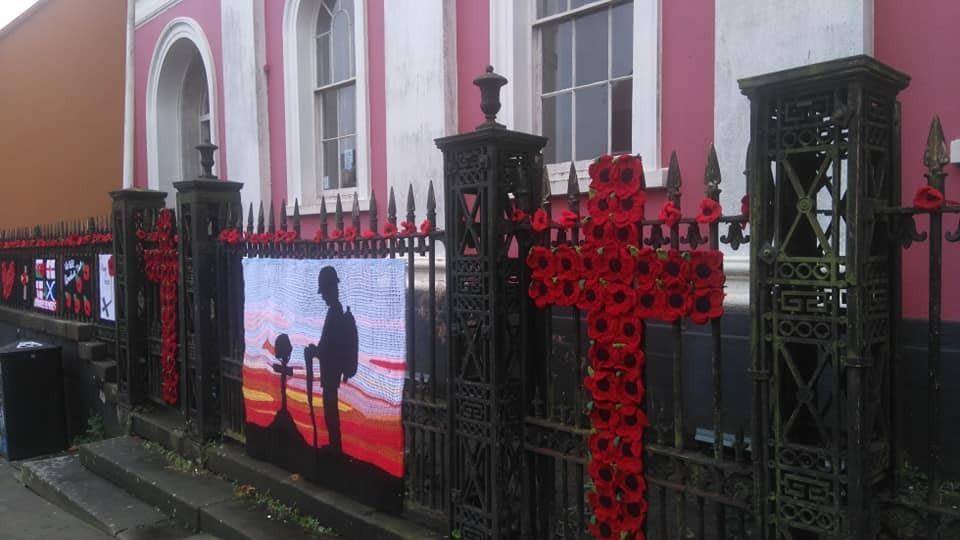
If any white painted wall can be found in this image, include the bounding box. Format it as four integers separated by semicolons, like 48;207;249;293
714;0;874;214
383;0;457;226
221;0;271;210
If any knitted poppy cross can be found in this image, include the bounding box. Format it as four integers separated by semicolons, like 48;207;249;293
526;154;726;539
138;209;180;405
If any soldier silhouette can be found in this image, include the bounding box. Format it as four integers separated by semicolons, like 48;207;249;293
304;266;358;455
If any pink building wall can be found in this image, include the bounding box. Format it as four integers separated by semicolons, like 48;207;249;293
134;0;225;188
456;0;489;133
876;0;960;321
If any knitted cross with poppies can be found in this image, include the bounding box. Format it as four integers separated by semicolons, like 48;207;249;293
526;154;726;539
138;209;180;405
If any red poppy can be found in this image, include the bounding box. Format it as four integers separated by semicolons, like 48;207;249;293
108;256;115;277
659;250;689;286
587;311;621;344
400;221;417;236
82;264;91;281
634;247;660;288
419;219;433;235
617;317;643;349
914;185;945;211
382;222;398;238
741;194;750;220
611;154;644;198
37;261;45;276
313;229;325;242
587;517;620;540
83;298;92;317
601;246;635;283
589;343;618;371
659;201;682;227
75;277;84;295
553;278;580;307
343;227;357;241
603;282;636;315
615;405;650;438
588;193;616;223
558;210;579;229
634;284;664;319
526;246;555;280
553;245;581;279
616;347;645;371
690;287;724;324
329;229;344;240
620;497;649;530
511;208;527;223
361;230;377;239
65;293;72;309
614;192;646;225
578;279;604;311
660;283;692;322
528;279;555;309
617;436;645;464
589;400;620;431
588;155;615;195
589;432;618;461
617;371;645;404
696;198;722;224
584;220;614;245
588;458;617;489
587;487;619;521
73;295;82;314
584;369;619;401
531;208;550;232
581;246;604;276
612;223;639;245
690;250;724;289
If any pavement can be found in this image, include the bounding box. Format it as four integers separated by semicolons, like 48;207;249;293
0;458;110;539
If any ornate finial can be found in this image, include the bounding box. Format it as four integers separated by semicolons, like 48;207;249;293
473;65;508;130
705;144;722;201
924;116;949;189
196;143;218;179
666;151;682;205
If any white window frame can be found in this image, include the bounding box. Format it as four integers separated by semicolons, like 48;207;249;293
284;0;371;215
490;0;664;193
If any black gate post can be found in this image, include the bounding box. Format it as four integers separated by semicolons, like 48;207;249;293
740;56;909;539
110;188;167;414
435;67;547;539
174;144;243;440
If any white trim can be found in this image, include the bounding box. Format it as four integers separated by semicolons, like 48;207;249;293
490;0;664;191
283;0;372;215
122;0;135;188
134;0;183;28
145;17;220;191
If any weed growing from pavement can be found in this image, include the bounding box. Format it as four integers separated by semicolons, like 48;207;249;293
233;482;336;537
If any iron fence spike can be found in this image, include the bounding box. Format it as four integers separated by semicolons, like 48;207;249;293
705;144;722;201
247;202;254;234
406;183;416;223
388;186;397;224
369;190;378;232
268;202;276;234
666;151;682;205
280;199;288;231
257;201;265;233
351;192;361;232
924;116;950;171
293;199;301;238
427;181;437;225
335;193;344;231
541;163;552;202
566;161;579;199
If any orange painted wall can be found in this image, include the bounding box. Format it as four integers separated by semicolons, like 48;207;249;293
0;0;125;229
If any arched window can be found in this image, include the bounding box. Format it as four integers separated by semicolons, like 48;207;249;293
284;0;369;214
314;0;356;192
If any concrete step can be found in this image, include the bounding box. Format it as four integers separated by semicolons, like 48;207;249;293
20;453;168;536
80;437;316;539
131;409;441;540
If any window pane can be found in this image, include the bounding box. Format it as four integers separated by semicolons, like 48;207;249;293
320;89;338;139
316;5;331;34
323;139;339;190
575;84;607;160
339;136;357;189
537;0;566;18
331;11;352;83
541;20;572;93
316;33;330;87
574;10;607;86
570;0;595;9
542;92;572;164
338;84;356;136
611;79;632;154
611;2;633;78
200;120;211;145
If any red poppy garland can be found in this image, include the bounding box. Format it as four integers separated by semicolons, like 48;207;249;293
138;209;180;405
526;153;727;538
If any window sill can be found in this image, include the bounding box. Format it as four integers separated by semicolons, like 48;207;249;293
287;194;371;216
546;161;667;195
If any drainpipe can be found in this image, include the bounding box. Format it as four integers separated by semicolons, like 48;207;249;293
121;0;135;188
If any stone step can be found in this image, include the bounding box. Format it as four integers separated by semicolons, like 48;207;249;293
131;409;441;540
20;453;168;537
79;437;316;539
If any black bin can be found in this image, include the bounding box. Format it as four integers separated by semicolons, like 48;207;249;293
0;340;67;460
